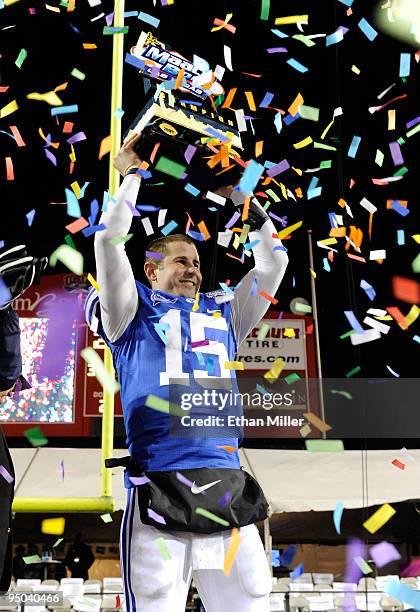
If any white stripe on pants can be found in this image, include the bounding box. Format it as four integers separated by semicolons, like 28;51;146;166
120;488;272;612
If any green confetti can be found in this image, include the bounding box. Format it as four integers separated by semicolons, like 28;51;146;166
80;348;120;394
214;94;224;108
340;330;355;339
260;0;270;20
294;302;312;314
320;160;332;169
284;373;301;385
100;514;113;523
298;105;320;121
155;156;186;179
397;137;405;145
265;189;280;202
331;390;353;400
53;538;64;548
145;394;184;417
49;244;84;275
313;142;337;151
109;233;133;245
412;253;420;273
375;150;384;166
292;34;316;47
24;426;48;447
154;537;171;560
23;555;42;565
393;166;408;177
354;556;373;574
257;323;270;341
64;234;77;250
406;124;420;138
195;507;230;527
15;48;27;69
103;26;129;35
305;440;344;452
71;68;86;80
345;365;361;378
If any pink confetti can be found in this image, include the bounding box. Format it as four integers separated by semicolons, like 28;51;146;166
191;339;210;348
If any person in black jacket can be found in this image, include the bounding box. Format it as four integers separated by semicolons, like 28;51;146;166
0;246;47;590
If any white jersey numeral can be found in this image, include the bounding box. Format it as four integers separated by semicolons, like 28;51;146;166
159;309;232;386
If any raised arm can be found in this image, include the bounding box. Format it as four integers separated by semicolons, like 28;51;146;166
94;132;143;342
230;198;288;346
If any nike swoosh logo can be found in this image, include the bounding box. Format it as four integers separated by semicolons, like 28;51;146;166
191;479;222;494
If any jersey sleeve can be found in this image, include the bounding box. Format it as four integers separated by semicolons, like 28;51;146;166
94;175;141;343
0;308;22;391
230;217;288;346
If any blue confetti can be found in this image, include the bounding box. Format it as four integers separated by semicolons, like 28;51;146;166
290;563;304;580
397;229;405;246
348;135;361;158
26;209;36;227
65;188;81;218
184;183;200;197
125;52;145;70
238;160;264;195
81;223;106;237
286;58;308;73
51;104;78;116
138;11;160;28
333;501;344;534
88;199;99;226
323;258;331;272
283;113;300;126
259;92;274;108
271;28;289;38
161;220;178;236
358;18;378;41
391;201;410;216
360;279;376;301
280;544;297;567
399;53;411;77
344;310;365;333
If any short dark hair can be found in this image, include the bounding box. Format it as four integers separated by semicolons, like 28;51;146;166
144;234;197;266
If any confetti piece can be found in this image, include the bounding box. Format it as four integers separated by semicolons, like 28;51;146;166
223;45;233;71
238;160;264;195
263;358;284;383
331;390;352;400
358;18;378;41
224;528;240;576
260;0;270;20
161;220;178;236
24;426;48;447
65;217;89;234
15;48;27;69
392;276;420;304
0;464;14;483
399;53;411;77
80;348;120;394
23;555;42;565
287;58;309;73
363;504;396;534
391;458;405;470
154;537;171;560
53;538;64;548
147;509;166;524
284;373;301;385
41;517;65;535
0;100;18;118
224;361;244;370
49;244;83;275
354;556;372;574
100;514;113;523
155;156;186;178
51;104;78;116
348;135;361;158
303;412;332;433
305;440;344;452
333;501;344;534
275;15;308;25
280;545;297;567
5;157;14;180
145;394;184;417
195;507;230;527
138;11;160;28
257;323;270;340
98;134;112;160
291;563;304;580
9;125;25;146
277;220;303;240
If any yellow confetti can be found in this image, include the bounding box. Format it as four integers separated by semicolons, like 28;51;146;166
46;3;60;11
277;220;303;240
318;238;338;246
87;273;100;292
275;15;308;25
264;358;284;383
224;528;241;576
388;109;396;130
363;503;396;534
41;518;65;536
0;99;18;119
293;136;313;149
224;361;245;370
71;180;81;199
283;328;296;338
405;305;419;327
192;292;200;312
351;65;361;74
27;90;63;106
412;235;420;244
310;268;317;279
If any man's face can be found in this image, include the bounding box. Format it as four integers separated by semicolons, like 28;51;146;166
146;241;202;298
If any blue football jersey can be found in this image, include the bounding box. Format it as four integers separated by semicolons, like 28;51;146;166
85;282;241;485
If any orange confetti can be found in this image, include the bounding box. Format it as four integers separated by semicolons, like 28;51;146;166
216;445;236;453
0;86;9;93
65;217;90;234
258;290;278;304
212;14;236;34
222;88;237;109
242;196;250;222
386;306;408;330
83;43;97;49
5;157;14;180
67;0;75;11
197;221;211;241
288;93;304;117
224;528;241;576
54;82;68;93
9;125;25;147
392;277;420;305
63;121;74;133
175;68;185;90
303;412;332;433
329;227;346;238
255;140;263;157
244;91;256;111
98;134;112;160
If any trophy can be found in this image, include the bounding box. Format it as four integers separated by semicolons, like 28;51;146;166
125;31;244;192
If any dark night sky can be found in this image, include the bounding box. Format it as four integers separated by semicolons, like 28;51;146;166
0;0;418;381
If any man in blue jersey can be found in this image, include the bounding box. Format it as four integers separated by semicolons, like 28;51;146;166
86;131;288;611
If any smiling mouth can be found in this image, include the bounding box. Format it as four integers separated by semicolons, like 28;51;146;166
179;280;195;287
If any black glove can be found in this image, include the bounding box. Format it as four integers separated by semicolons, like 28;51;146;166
0;245;48;310
230;190;269;231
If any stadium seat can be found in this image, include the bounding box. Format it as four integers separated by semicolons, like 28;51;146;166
379;596;404;611
102;578;123;594
358;577;377;591
41;581;60;589
16;579;41;589
289;596;310;611
83;581;102;594
333;595;357;612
